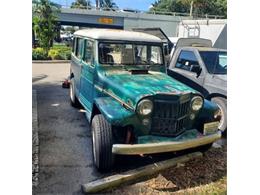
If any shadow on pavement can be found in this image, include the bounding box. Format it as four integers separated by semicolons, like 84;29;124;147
32;74;48;83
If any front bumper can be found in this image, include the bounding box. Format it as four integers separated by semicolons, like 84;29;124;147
112;131;221;155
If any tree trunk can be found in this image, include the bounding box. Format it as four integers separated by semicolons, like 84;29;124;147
190;0;194;17
96;0;99;9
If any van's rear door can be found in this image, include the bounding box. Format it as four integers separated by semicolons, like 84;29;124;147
132;28;173;49
175;38;212;49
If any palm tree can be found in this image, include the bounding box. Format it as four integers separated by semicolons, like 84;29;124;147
32;0;60;50
95;0;99;9
71;0;92;9
100;0;118;10
178;0;204;16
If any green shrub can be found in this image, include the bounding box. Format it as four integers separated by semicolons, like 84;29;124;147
32;48;49;60
32;45;71;60
48;49;63;60
48;45;71;60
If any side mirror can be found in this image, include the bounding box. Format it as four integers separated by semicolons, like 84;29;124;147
190;64;202;77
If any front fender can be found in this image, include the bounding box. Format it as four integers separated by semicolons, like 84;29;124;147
197;99;219;121
94;97;135;125
193;99;219;132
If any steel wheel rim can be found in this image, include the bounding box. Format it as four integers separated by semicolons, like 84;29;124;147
70;81;74;102
217;104;225;131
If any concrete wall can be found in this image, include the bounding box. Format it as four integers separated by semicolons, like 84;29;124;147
122;13;187;37
58;8;190;36
59;9;124;28
123;17;180;37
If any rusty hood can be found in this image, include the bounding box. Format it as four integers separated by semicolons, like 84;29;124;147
98;70;197;110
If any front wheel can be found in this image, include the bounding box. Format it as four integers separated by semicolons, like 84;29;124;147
91;114;114;171
211;97;227;135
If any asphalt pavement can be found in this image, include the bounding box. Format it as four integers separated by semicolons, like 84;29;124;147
33;63;104;195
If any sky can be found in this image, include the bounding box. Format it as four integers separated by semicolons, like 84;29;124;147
52;0;155;11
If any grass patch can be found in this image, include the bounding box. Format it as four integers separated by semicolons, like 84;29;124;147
173;177;227;195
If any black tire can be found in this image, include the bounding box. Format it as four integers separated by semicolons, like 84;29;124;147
198;143;212;153
91;114;114;171
211;97;227;134
69;78;81;108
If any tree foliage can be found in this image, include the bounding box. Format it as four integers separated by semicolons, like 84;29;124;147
71;0;92;9
100;0;118;10
150;0;227;18
33;0;59;52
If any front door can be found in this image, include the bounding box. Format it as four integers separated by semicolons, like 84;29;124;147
79;39;95;117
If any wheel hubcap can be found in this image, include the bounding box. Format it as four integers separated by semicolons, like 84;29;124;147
70;82;74;102
217;104;225;131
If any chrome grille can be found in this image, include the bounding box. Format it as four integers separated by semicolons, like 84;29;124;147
150;97;190;136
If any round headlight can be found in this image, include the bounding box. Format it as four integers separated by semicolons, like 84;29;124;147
137;99;153;116
191;96;203;111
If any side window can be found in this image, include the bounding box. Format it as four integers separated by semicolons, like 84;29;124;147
83;40;94;65
72;38;76;54
72;38;77;54
76;38;83;59
175;50;200;72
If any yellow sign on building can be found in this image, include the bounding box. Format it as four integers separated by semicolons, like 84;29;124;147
98;17;114;24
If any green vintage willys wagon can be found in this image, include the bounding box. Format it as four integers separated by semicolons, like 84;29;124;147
69;29;221;171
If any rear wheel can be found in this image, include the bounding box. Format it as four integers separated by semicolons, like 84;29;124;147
69;78;81;108
91;114;114;171
211;97;227;135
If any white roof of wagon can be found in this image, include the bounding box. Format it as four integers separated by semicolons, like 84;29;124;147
73;29;162;43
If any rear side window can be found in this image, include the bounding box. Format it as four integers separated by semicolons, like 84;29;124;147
175;50;199;71
83;40;94;65
72;38;76;54
76;38;84;59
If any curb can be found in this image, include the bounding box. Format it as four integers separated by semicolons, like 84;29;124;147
32;90;39;187
32;60;70;63
81;152;202;194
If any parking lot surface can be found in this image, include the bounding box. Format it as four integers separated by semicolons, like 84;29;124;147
32;62;226;194
33;63;104;194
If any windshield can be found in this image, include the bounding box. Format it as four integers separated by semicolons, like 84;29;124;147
98;42;163;65
199;51;227;74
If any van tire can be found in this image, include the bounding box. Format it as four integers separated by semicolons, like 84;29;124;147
91;114;114;171
211;97;227;135
69;78;81;108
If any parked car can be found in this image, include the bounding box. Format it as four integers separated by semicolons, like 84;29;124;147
167;38;227;133
69;29;222;171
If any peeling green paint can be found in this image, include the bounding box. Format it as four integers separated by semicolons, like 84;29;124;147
96;65;197;110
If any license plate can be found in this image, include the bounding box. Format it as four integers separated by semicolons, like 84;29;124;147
203;121;219;135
